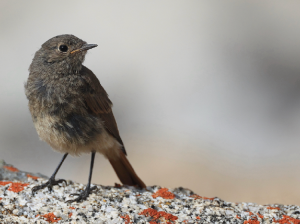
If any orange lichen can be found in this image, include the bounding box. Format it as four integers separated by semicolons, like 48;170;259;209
0;181;12;186
267;206;280;210
152;188;175;199
68;213;72;218
3;165;19;172
236;215;241;219
244;217;260;224
196;216;201;220
190;194;215;200
0;181;29;193
121;214;131;224
139;208;178;224
243;212;261;224
257;213;263;219
69;207;75;210
42;213;61;223
273;215;300;224
27;174;38;180
8;183;29;193
190;194;202;199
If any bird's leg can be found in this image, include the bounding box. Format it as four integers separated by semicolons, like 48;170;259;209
32;153;68;194
67;152;97;203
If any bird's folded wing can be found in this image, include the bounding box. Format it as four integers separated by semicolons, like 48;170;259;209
80;65;126;155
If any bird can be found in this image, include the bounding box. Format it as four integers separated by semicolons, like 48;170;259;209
25;34;146;203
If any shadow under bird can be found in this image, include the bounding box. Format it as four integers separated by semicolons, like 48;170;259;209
25;34;146;203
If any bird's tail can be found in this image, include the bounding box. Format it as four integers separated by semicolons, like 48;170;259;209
108;151;146;189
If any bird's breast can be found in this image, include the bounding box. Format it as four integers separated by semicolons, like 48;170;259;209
27;74;104;149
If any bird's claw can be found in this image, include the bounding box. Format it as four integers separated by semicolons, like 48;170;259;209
66;186;97;203
32;178;67;195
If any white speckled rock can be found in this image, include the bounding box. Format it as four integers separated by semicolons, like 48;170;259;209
0;160;300;223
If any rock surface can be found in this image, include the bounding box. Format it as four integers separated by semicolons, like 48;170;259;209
0;160;300;223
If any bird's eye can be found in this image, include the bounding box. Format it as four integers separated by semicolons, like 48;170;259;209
59;45;68;52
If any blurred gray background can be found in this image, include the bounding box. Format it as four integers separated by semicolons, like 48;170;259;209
1;0;300;205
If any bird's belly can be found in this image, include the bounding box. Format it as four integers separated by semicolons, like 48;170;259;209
33;114;120;156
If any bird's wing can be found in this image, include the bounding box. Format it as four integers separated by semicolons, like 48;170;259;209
80;65;126;155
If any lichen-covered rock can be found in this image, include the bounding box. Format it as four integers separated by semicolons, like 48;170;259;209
0;160;300;223
0;160;47;182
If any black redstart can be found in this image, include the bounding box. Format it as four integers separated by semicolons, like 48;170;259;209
25;34;146;203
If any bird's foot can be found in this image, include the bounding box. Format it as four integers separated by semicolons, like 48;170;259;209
66;186;97;203
32;177;66;195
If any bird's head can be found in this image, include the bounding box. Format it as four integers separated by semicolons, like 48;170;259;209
30;34;97;74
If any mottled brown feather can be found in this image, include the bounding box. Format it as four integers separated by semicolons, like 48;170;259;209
80;66;127;155
81;66;112;114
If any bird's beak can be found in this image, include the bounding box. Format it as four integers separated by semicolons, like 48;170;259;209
70;44;98;54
